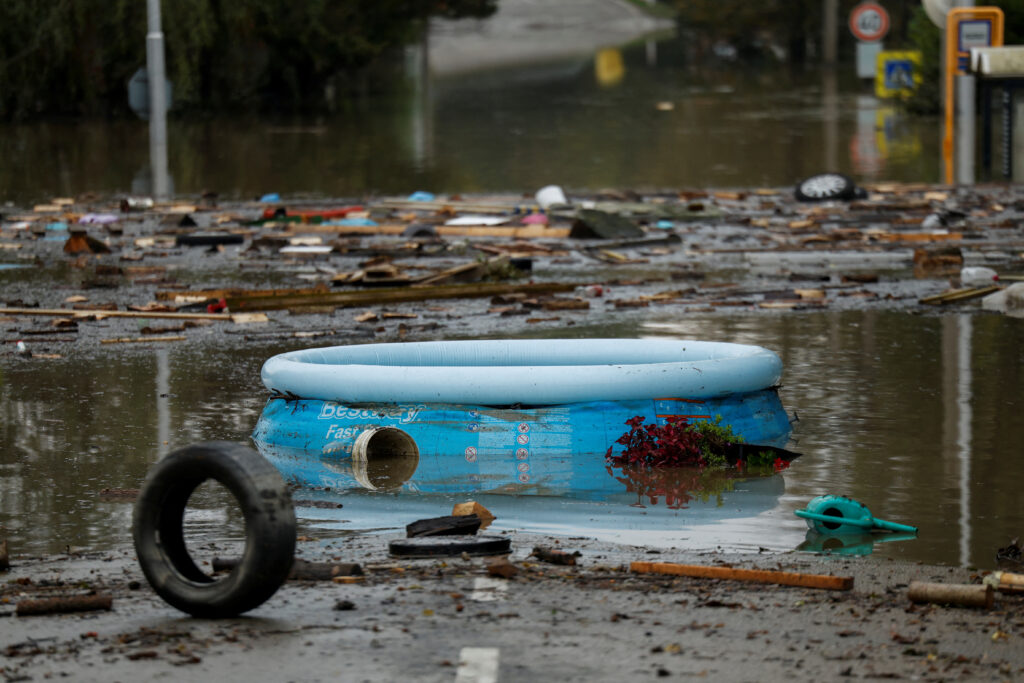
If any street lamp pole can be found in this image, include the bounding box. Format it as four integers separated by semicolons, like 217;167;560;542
146;0;170;199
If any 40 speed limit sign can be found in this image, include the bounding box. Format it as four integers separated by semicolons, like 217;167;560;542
849;2;890;42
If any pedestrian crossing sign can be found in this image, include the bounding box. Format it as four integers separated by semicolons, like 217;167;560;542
875;51;922;98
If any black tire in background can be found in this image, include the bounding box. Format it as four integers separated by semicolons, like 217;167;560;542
389;535;512;558
132;441;296;618
794;173;858;202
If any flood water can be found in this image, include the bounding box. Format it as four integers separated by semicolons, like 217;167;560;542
2;310;1022;568
0;36;941;206
1;21;1018;568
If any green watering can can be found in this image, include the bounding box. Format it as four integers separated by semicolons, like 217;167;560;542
794;495;918;535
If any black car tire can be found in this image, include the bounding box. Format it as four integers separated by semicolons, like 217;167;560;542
132;441;296;618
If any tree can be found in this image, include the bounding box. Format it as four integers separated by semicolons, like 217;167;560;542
0;0;497;119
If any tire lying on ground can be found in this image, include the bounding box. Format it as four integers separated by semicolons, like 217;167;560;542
132;441;296;618
794;173;858;202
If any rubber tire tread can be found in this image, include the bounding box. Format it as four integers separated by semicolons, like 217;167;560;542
794;173;857;202
132;441;296;618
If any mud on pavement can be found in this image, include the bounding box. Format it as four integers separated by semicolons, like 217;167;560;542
2;532;1024;682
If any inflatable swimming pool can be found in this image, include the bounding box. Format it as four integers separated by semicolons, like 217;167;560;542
252;339;792;493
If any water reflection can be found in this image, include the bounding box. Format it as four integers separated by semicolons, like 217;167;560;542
0;38;938;205
796;530;919;557
2;310;1022;567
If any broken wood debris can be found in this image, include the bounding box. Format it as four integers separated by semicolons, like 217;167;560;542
631;561;853;591
16;594;113;616
486;557;518;579
225;281;579;312
919;285;1002;305
531;546;579;566
212;557;362;581
983;571;1024;595
100;335;186;344
0;307;230;321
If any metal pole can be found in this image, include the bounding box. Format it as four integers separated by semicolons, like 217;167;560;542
146;0;170;199
822;0;838;64
956;74;976;184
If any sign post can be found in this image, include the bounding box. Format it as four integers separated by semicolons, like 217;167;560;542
875;51;922;98
943;7;1004;184
146;0;170;200
849;2;890;79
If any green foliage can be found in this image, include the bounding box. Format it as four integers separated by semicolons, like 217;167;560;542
904;8;942;115
689;415;743;467
0;0;497;119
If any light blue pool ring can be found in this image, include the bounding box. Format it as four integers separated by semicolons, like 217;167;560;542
260;339;782;406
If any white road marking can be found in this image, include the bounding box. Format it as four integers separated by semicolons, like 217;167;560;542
455;647;500;683
470;577;508;602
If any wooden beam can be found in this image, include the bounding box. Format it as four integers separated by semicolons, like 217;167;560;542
226;281;580;311
0;307;230;321
631;561;853;591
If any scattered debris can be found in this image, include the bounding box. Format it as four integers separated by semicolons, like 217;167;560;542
531;546;579;566
982;282;1024;316
794;173;861;202
983;570;1024;594
908;581;993;608
388;535;511;558
16;594;113;616
631;561;854;590
1;185;1022;356
98;488;140;502
0;538;8;571
486;557;518;579
452;501;495;529
406;514;482;537
570;209;643;239
960;266;1000;286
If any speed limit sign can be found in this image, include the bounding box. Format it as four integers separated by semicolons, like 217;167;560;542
849;2;890;42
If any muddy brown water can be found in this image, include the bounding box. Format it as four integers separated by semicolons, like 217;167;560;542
0;39;940;205
2;310;1022;568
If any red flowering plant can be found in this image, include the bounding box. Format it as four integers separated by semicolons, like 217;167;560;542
605;415;787;508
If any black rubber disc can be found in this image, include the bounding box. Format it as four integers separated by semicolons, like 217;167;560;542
388;535;511;558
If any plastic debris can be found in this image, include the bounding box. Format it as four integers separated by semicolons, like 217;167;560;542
259;193;281;203
982;282;1024;316
570;208;643;239
121;197;155;211
78;213;119;224
407;191;435;202
960;266;999;286
795;495;918;535
535;185;568;209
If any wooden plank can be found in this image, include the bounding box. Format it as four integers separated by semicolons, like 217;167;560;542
0;307;230;321
919;285;1001;305
226;281;579;311
155;285;330;302
630;561;853;591
876;232;963;243
101;335;187;344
